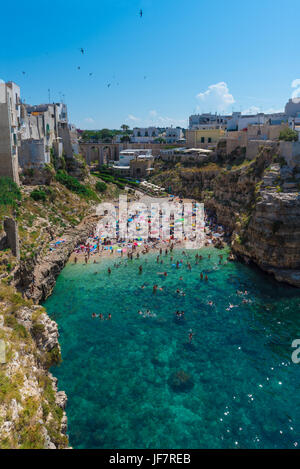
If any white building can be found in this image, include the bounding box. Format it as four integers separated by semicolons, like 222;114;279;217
132;127;160;143
288;116;300;141
227;112;267;132
285;98;300;118
165;127;184;144
0;81;21;183
115;149;153;167
19;101;76;168
189;113;228;130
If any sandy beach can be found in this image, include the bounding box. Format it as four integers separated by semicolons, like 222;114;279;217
63;192;227;265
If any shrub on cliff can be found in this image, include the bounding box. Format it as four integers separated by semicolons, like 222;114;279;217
0;177;21;207
30;189;47;202
55;170;98;200
279;128;298;142
95;181;107;193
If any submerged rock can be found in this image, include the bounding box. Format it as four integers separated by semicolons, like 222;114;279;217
168;370;194;392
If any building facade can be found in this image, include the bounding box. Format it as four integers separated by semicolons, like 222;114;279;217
18;100;77;169
186;128;225;147
165;127;183;143
285;98;300;118
131;127;160;143
189;113;228;130
0;81;21;184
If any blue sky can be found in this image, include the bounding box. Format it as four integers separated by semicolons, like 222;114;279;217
1;0;299;129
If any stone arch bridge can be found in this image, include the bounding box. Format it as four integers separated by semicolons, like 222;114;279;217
80;143;120;166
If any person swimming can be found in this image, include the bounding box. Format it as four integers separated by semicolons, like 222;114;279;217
108;313;112;320
108;267;111;275
188;330;193;343
99;313;104;320
200;272;204;280
92;313;97;318
139;265;143;274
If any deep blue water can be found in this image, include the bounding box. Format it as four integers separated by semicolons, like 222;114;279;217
43;248;300;449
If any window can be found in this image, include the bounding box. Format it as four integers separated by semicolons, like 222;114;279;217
201;137;205;143
208;137;212;143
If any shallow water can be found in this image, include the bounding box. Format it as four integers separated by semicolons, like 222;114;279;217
43;248;300;449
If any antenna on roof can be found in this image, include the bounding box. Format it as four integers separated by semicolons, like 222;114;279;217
48;88;51;103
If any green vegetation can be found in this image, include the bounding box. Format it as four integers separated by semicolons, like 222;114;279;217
30;189;47;202
0;177;21;208
279;128;298;142
95;181;107;193
55;170;98;200
0;372;22;404
80;128;133;143
94;168;140;190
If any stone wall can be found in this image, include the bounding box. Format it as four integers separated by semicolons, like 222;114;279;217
3;218;20;259
246;140;278;160
280;141;300;168
0;103;19;184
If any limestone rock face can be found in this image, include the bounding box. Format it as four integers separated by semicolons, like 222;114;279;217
0;302;69;449
16;215;100;302
152;148;300;287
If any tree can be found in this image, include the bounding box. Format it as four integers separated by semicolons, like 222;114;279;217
279;128;298;142
95;181;107;193
154;137;166;144
121;124;130;132
120;135;131;143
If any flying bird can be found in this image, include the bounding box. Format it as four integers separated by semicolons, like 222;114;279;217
140;9;143;17
107;83;111;88
89;72;93;76
77;66;81;70
80;48;84;54
22;71;26;75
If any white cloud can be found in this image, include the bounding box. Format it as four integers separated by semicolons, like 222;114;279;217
291;79;300;100
264;107;283;114
125;111;185;128
291;79;300;88
84;117;95;123
292;88;300;100
148;110;185;127
126;114;140;122
242;106;261;115
196;82;235;112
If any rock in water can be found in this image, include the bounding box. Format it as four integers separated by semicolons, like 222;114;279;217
168;370;194;392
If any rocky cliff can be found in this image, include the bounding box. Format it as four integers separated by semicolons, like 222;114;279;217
151;148;300;287
0;285;68;448
17;214;100;303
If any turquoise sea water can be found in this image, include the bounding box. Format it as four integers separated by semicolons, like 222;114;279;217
43;248;300;449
